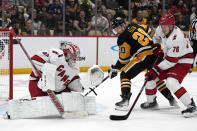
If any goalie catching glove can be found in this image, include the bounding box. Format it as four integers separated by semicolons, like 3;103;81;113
81;65;104;90
88;65;104;86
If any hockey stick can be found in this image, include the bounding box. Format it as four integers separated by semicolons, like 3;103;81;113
109;53;161;120
109;79;148;120
84;75;109;96
10;29;64;116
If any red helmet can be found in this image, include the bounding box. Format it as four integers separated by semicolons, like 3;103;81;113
159;14;175;25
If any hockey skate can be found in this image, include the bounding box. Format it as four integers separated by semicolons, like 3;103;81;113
140;97;159;110
182;98;197;118
115;93;132;111
4;112;11;119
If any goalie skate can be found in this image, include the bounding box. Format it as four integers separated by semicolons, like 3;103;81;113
140;97;159;110
182;98;197;118
4;112;11;119
115;93;131;111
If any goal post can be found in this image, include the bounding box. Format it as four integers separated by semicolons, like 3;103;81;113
0;29;13;100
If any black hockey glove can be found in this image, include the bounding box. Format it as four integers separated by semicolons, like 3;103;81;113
108;65;118;79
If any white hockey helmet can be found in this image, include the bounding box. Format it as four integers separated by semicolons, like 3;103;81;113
59;41;80;67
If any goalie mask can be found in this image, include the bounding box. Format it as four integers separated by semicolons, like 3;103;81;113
60;41;80;67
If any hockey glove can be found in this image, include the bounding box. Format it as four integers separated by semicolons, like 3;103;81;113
151;43;161;55
145;65;162;81
108;65;118;79
157;50;164;58
154;50;164;65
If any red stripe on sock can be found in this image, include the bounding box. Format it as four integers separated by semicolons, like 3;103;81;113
174;87;186;98
146;88;157;95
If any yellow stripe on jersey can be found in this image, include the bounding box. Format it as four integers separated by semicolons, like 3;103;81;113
123;50;153;73
119;59;130;65
123;57;139;73
136;50;153;60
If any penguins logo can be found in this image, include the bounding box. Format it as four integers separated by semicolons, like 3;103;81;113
0;39;6;60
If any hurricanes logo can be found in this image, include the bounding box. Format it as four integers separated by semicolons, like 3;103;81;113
0;39;6;60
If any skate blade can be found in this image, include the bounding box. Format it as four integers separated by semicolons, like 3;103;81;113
169;102;180;108
141;105;160;110
183;112;195;118
183;109;197;118
115;106;129;111
170;105;180;109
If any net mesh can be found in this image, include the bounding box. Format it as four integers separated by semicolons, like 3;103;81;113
0;31;11;99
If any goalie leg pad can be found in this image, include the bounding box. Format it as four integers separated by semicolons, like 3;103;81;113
84;96;96;115
7;96;61;119
61;93;96;115
7;93;96;119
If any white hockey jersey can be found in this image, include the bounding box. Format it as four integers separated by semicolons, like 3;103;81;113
30;48;83;92
153;26;194;70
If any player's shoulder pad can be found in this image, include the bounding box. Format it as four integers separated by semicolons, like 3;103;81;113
172;27;187;42
117;30;131;46
48;48;64;63
49;48;63;56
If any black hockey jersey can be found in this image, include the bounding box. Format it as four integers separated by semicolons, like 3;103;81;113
115;23;153;69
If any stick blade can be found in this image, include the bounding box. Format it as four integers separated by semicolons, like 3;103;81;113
109;115;128;121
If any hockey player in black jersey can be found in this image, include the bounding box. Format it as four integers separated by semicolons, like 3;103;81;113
108;17;178;110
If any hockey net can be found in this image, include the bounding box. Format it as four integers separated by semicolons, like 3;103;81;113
0;29;13;100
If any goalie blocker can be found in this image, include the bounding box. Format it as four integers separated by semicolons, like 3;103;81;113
6;93;96;119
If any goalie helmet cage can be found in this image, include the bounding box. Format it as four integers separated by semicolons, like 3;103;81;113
0;29;13;100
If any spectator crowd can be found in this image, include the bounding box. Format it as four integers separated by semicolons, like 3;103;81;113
0;0;196;36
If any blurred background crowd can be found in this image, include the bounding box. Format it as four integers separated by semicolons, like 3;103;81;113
0;0;196;36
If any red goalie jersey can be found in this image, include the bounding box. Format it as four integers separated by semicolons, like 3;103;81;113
29;47;83;97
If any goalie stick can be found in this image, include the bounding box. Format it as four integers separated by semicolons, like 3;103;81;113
109;79;148;120
85;76;109;96
10;29;65;117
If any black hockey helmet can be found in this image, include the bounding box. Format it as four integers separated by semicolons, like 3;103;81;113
111;17;125;29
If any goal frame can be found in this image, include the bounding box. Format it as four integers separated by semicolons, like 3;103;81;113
0;29;13;100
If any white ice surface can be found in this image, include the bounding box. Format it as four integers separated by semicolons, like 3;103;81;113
0;72;197;131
